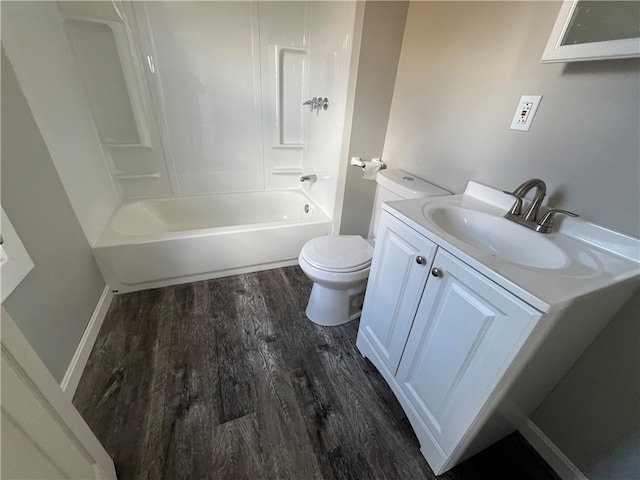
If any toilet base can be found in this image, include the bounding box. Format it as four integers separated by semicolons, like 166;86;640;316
305;281;367;326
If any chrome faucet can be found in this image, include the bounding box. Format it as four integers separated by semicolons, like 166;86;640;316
300;174;317;183
505;178;547;221
503;178;578;233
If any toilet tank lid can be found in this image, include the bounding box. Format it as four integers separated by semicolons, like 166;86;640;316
376;169;450;199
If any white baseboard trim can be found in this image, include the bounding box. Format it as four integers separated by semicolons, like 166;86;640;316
60;285;113;400
519;418;588;480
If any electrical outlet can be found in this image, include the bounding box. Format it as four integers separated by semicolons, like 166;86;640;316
510;95;542;131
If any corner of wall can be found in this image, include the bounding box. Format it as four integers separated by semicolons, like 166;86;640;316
2;1;119;246
339;1;409;237
60;286;113;399
519;419;589;480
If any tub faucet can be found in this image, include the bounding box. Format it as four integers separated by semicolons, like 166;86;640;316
300;174;317;183
504;178;546;221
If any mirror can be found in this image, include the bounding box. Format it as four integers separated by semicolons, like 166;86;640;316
541;1;640;63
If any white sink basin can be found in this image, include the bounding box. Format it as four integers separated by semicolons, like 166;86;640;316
384;181;639;313
424;206;568;269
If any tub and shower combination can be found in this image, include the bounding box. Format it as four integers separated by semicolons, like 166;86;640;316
52;1;358;293
93;190;331;293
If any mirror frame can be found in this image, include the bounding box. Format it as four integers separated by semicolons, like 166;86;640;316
541;0;640;63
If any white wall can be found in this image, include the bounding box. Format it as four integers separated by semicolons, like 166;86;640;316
303;1;357;218
1;50;107;383
257;1;312;192
383;1;639;237
143;1;265;195
376;2;640;478
125;1;356;222
2;1;119;245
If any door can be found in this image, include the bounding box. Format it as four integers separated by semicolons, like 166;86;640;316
358;211;437;374
396;249;541;456
1;308;117;479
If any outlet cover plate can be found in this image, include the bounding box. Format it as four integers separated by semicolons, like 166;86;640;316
510;95;542;131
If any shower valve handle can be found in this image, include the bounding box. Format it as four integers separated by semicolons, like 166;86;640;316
302;97;329;112
303;97;318;111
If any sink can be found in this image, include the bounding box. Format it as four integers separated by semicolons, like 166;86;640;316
424;206;568;269
383;180;639;312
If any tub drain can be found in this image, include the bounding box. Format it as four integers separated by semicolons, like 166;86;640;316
304;204;310;213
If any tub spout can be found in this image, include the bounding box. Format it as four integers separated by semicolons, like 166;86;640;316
300;174;317;183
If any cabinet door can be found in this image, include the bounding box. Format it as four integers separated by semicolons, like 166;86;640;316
359;211;437;374
396;249;541;456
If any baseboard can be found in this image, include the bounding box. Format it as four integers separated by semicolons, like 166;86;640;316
60;285;113;400
519;418;588;480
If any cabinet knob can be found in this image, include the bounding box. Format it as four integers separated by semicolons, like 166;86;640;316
416;256;426;265
431;267;442;277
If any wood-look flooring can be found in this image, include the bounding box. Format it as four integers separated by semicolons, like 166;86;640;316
74;266;561;480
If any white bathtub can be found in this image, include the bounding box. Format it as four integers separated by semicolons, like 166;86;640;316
93;190;332;292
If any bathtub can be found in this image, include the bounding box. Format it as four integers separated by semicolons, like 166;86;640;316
93;190;332;292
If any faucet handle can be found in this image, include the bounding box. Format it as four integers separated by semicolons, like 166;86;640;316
537;209;579;233
503;191;524;215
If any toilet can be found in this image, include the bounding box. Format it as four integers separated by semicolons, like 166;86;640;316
299;169;450;326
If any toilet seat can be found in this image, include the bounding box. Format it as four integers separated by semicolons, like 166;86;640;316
300;235;373;273
298;169;451;327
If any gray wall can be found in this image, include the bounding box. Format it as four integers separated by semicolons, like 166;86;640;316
531;292;640;480
1;50;107;383
340;1;409;237
383;1;639;237
372;2;639;478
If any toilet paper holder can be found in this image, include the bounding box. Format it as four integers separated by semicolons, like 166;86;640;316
350;157;386;169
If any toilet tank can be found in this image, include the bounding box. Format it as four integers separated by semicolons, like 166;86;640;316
368;169;450;241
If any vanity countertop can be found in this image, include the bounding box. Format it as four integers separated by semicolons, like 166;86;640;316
384;181;640;313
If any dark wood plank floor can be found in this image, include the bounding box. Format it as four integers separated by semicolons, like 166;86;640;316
74;266;561;480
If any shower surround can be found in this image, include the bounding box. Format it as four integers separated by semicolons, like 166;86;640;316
85;1;357;215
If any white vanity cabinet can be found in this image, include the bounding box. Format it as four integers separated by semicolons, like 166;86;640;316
357;182;640;475
359;212;437;374
395;248;541;464
357;210;543;474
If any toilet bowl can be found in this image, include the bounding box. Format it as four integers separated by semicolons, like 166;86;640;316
299;169;451;326
298;235;373;326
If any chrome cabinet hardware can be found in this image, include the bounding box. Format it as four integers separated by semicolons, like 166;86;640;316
416;256;426;265
431;267;442;277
